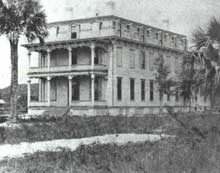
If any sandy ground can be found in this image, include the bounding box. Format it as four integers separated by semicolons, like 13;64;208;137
0;133;169;161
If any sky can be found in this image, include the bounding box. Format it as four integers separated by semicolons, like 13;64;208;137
0;0;220;88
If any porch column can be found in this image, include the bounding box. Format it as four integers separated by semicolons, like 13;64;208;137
27;79;31;108
91;73;95;106
68;47;72;67
91;43;95;69
68;76;73;106
47;48;51;71
28;51;31;69
47;76;51;107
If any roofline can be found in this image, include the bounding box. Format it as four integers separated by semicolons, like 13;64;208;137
22;36;186;54
48;15;186;38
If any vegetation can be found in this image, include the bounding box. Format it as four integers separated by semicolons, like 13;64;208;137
0;115;168;144
0;0;47;119
182;17;220;107
1;111;220;173
154;54;175;111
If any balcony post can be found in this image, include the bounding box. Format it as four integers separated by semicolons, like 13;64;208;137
28;51;32;69
91;43;95;69
91;73;95;106
47;48;51;71
47;76;51;107
68;76;73;106
68;47;72;67
27;79;31;108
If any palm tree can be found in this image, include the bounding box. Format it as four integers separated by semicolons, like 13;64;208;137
0;0;48;120
191;17;220;107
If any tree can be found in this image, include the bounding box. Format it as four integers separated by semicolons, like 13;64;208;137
154;54;175;113
191;17;220;107
0;0;48;119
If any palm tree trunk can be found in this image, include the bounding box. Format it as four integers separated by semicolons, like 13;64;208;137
9;39;18;120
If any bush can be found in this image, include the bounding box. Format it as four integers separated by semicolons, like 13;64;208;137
0;115;167;144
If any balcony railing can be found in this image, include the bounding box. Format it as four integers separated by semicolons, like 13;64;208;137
29;64;108;74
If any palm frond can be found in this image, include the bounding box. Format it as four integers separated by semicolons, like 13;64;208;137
207;17;220;43
192;27;209;50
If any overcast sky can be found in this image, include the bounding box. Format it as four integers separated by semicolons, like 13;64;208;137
0;0;220;88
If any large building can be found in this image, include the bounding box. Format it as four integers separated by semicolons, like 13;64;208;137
23;15;208;116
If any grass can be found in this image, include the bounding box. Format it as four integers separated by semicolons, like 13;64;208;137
0;115;169;144
1;133;220;173
1;111;220;172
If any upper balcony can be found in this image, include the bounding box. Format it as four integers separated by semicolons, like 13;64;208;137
27;44;109;78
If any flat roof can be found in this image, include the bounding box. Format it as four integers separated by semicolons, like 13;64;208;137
48;15;186;38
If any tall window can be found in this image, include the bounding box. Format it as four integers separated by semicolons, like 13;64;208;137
72;78;80;101
175;90;179;101
71;25;77;39
130;78;135;101
51;79;57;101
117;77;122;101
95;78;102;101
72;48;77;65
150;80;154;101
156;32;159;40
149;52;154;71
99;22;103;30
140;51;145;69
41;52;47;67
117;47;122;67
146;29;151;38
126;24;130;31
129;49;135;68
167;83;170;101
141;79;145;101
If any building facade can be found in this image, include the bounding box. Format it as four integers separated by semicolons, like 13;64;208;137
24;15;207;116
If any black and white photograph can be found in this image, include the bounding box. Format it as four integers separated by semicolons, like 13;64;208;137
0;0;220;172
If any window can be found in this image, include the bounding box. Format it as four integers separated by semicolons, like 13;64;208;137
150;80;154;101
118;23;122;37
51;79;57;101
112;21;116;29
95;78;102;101
172;36;175;44
117;77;122;101
167;84;170;101
130;78;135;101
146;29;150;37
56;26;60;36
41;52;47;67
167;93;170;101
129;49;135;68
117;47;122;67
175;57;179;73
41;79;46;101
137;28;140;34
149;52;154;71
94;48;99;65
99;22;103;30
71;26;77;39
72;48;77;65
164;34;167;42
72;78;80;101
141;79;145;101
140;51;145;69
156;32;159;40
126;24;130;31
175;90;179;101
